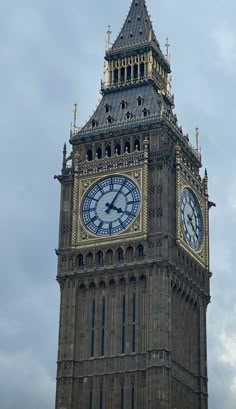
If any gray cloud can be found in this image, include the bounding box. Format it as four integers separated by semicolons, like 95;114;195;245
1;0;235;408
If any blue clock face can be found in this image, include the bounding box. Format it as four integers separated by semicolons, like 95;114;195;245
180;188;203;250
82;176;141;237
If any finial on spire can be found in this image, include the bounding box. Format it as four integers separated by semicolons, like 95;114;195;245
107;25;112;50
63;142;67;155
72;102;79;129
165;37;170;59
195;127;199;152
169;75;172;95
63;143;67;170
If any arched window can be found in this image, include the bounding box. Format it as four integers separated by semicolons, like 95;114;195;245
127;65;131;81
114;68;118;84
119;277;126;286
69;257;74;268
79;283;86;292
121;100;127;110
107;116;113;125
91;119;97;128
86;252;93;265
96;147;102;159
143;108;149;117
89;282;96;290
129;276;136;285
106;249;113;263
137;96;143;106
116;248;124;261
120;67;125;82
77;254;84;267
139;274;146;283
87;148;93;161
105;104;111;113
105;145;111;157
99;280;106;290
96;251;103;265
134;139;140;150
109;279;116;287
140;62;145;78
137;244;144;258
115;143;121;155
126;112;133;120
126;246;134;261
134;64;138;80
124;141;130;153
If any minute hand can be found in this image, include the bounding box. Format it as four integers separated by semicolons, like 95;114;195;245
106;181;126;214
190;221;198;238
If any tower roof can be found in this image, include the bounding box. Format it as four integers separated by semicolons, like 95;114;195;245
75;83;164;137
111;0;159;52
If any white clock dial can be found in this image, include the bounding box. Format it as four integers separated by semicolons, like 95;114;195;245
180;188;203;250
82;176;141;237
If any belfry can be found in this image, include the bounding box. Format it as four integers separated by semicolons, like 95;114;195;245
55;1;211;408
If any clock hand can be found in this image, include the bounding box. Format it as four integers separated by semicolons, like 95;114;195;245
112;205;123;213
187;213;193;222
187;214;198;238
105;180;126;214
190;220;198;238
105;203;123;213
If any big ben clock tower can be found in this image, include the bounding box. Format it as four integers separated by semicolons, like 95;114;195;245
55;1;212;409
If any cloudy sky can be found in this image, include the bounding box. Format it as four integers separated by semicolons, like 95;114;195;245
1;0;236;408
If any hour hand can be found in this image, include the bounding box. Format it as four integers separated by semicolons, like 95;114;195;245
187;213;193;222
105;202;112;213
112;205;123;213
105;203;122;213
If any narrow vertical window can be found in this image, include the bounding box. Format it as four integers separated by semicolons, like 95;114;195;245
101;297;105;356
132;293;136;352
89;390;93;409
91;299;95;357
131;384;135;409
100;388;103;409
121;385;124;409
122;295;126;353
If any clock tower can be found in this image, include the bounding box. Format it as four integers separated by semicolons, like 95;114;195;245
55;1;212;409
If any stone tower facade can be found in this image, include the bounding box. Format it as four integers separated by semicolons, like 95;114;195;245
55;1;211;408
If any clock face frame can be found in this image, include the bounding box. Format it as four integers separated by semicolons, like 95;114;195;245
81;175;141;237
180;188;203;251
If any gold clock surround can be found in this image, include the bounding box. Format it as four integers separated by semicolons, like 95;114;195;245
74;165;148;249
176;145;209;268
